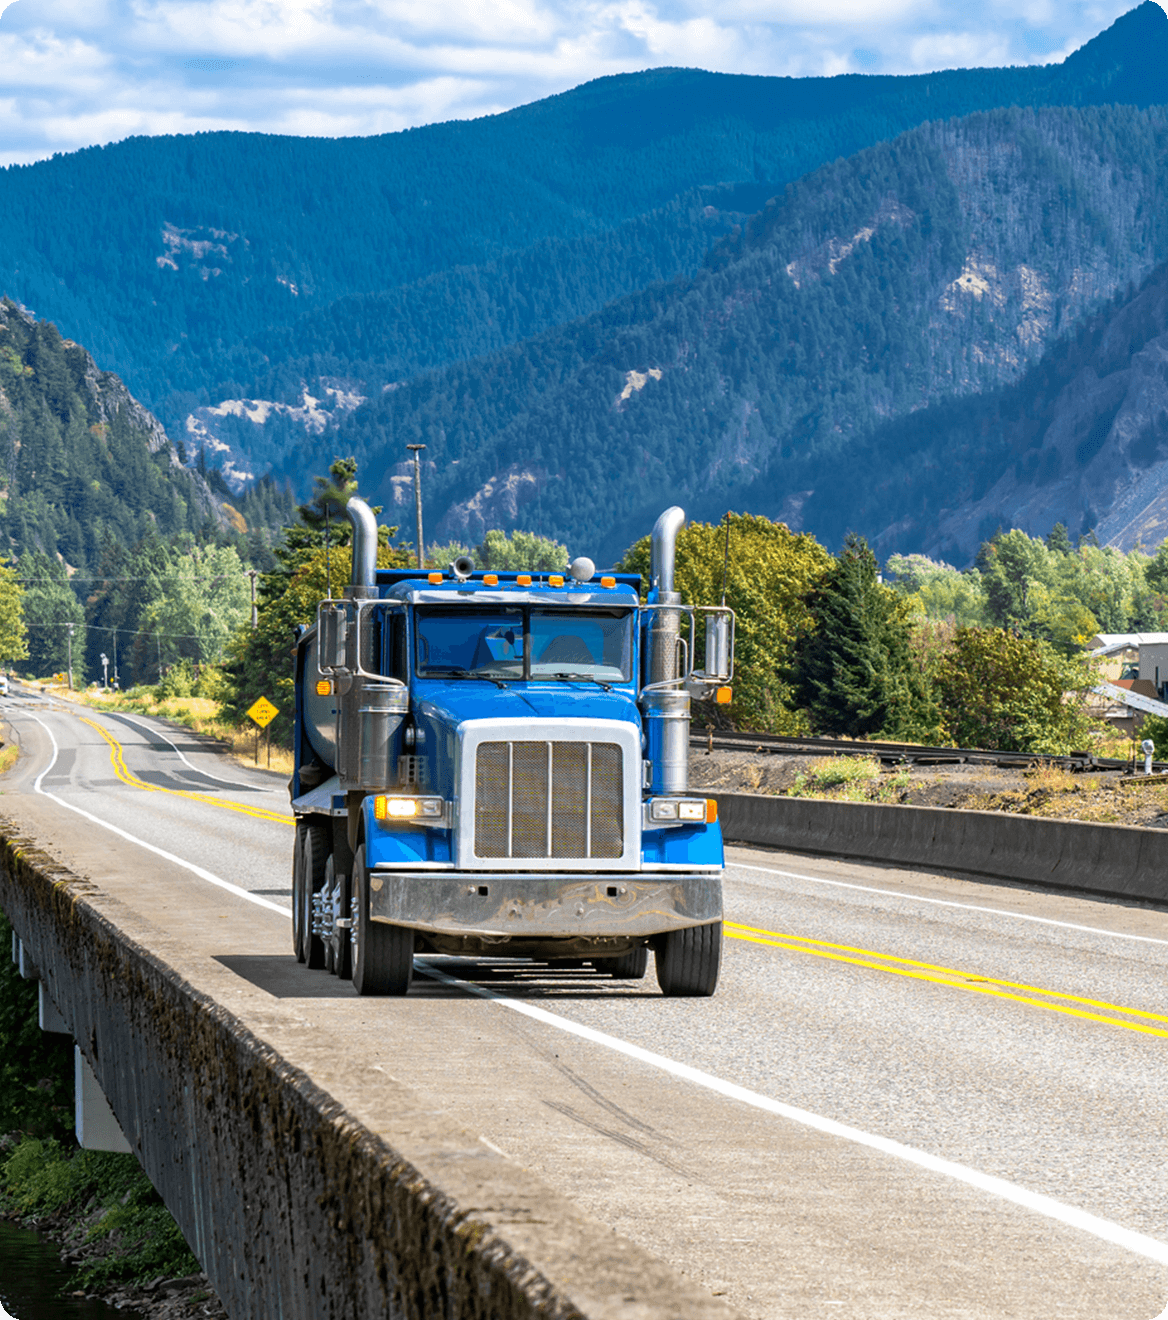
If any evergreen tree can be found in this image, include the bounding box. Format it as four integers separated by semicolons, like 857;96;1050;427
788;534;933;739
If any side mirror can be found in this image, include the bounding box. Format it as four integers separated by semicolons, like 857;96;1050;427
318;602;349;671
703;610;733;682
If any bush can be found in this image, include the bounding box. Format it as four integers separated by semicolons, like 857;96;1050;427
0;1136;200;1288
1139;713;1168;761
156;659;195;699
933;627;1096;754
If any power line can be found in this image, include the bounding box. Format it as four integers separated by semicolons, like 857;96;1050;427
24;622;227;643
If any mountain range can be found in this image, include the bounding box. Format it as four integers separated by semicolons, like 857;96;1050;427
2;4;1168;564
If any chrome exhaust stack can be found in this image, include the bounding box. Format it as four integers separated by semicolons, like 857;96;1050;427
345;496;378;598
641;507;690;796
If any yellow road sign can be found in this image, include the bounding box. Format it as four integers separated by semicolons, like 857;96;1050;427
247;696;279;729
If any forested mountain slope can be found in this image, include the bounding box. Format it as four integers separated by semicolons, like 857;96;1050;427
0;1;1163;481
0;299;253;571
316;103;1168;563
832;261;1168;563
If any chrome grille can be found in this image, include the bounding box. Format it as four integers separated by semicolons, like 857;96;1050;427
474;740;624;860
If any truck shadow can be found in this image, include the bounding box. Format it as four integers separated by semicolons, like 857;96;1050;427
214;954;659;999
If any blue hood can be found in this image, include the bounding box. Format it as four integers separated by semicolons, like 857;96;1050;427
415;681;641;732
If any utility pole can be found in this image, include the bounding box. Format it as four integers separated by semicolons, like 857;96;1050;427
111;629;118;690
65;622;74;691
248;568;258;629
406;444;426;569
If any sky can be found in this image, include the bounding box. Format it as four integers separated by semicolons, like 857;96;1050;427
0;0;1159;168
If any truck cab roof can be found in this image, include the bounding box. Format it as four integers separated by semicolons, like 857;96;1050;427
377;569;641;606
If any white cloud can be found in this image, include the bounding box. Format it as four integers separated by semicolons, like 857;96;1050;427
0;0;1158;166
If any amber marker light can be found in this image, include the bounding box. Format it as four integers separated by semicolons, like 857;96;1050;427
517;574;532;586
600;576;616;588
428;573;443;584
549;575;564;587
706;799;719;823
715;687;733;704
315;679;331;697
484;574;498;585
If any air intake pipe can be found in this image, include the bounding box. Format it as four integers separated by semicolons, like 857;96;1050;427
345;496;378;598
641;506;690;796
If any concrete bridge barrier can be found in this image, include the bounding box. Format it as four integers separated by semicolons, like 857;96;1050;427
716;793;1168;905
0;824;737;1320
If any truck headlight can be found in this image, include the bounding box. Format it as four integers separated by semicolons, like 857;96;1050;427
374;795;445;823
647;798;715;825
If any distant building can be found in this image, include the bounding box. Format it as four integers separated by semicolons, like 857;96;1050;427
1087;633;1168;697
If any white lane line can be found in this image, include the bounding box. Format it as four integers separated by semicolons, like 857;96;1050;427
26;710;288;917
728;859;1168;947
416;960;1168;1267
72;707;254;790
18;712;1168;1268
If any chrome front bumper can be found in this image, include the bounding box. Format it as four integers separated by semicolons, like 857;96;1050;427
368;870;722;937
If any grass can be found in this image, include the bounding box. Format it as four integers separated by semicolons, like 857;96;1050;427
0;1135;199;1289
787;756;910;803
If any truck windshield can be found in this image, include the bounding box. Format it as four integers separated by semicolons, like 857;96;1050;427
414;606;632;683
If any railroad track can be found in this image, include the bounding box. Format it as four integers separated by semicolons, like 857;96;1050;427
690;727;1168;774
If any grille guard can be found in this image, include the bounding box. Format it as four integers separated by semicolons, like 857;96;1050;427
455;717;642;871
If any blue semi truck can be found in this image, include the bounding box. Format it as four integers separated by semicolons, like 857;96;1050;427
289;501;734;997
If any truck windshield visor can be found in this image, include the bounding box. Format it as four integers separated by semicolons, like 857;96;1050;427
414;606;633;682
415;608;525;678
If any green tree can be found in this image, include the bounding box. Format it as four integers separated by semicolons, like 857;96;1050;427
133;543;250;678
788;534;935;739
222;541;411;745
473;528;569;571
976;529;1053;631
620;513;833;732
0;556;28;667
885;554;989;627
1145;540;1168;597
222;459;411;743
933;627;1096;753
17;552;78;679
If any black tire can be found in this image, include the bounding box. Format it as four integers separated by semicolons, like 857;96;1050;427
655;922;722;997
351;844;413;996
334;860;353;982
291;826;307;962
595;945;649;979
300;823;330;970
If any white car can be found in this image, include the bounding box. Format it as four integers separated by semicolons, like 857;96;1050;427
0;675;10;696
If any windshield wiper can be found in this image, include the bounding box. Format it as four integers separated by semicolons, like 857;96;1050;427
432;667;508;688
550;671;613;692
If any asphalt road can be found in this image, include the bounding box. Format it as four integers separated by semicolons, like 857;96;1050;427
3;687;1168;1320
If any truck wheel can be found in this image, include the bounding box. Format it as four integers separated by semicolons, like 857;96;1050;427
333;858;353;982
300;823;330;970
655;922;722;997
292;827;307;962
351;844;413;996
595;946;649;979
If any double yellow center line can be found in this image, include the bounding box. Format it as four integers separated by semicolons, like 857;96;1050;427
81;717;294;826
726;921;1168;1038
